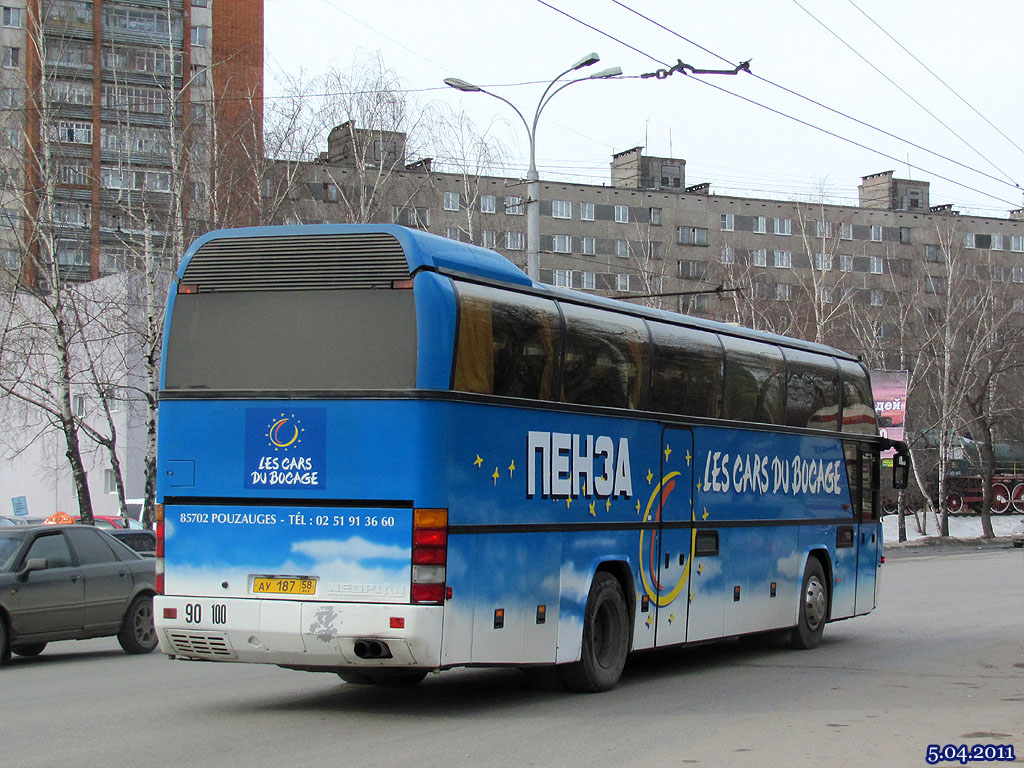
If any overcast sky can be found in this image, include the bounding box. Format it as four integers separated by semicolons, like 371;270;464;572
264;0;1024;218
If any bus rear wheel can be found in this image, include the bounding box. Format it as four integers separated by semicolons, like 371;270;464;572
791;558;828;650
561;572;629;693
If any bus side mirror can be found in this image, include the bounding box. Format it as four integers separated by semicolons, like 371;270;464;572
892;452;909;490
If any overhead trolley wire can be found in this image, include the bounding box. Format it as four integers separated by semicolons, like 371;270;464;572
538;0;1021;208
845;0;1024;164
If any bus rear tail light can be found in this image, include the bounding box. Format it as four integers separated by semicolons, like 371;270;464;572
391;278;415;290
411;508;447;604
155;503;165;595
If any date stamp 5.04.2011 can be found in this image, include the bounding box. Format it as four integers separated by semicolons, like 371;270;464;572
925;744;1017;764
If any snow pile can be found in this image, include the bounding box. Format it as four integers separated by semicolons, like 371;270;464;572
882;512;1024;544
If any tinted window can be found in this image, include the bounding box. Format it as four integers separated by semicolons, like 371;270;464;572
648;322;723;418
721;337;785;424
783;348;840;430
453;282;561;401
165;290;416;390
838;359;877;435
560;303;648;409
0;531;26;571
23;532;74;569
65;526;118;564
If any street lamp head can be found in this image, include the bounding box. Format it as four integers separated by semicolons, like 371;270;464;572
443;77;482;93
570;52;600;71
589;66;622;80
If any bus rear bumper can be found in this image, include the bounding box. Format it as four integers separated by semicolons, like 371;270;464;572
154;596;443;669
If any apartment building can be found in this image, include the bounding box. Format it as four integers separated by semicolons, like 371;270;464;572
0;0;262;283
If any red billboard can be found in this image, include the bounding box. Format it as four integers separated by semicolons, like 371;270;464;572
871;370;908;459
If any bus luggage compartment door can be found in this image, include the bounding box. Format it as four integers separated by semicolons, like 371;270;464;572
162;504;413;604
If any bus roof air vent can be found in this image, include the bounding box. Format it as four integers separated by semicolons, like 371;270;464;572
181;233;411;292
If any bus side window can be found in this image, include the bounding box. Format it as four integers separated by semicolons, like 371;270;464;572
782;348;840;430
862;450;880;521
559;303;648;410
838;359;878;435
844;444;862;517
453;282;562;401
648;321;723;418
721;336;785;425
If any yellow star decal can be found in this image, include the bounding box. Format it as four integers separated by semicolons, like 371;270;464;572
635;499;641;514
566;496;572;509
668;612;676;625
688;592;694;603
702;508;710;520
492;467;500;485
508;460;515;477
589;500;596;517
474;455;483;467
664;445;672;462
696;480;702;491
685;450;692;466
606;498;612;512
646;469;654;484
645;614;653;628
698;562;704;575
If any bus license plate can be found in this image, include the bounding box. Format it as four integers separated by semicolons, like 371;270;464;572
251;577;317;595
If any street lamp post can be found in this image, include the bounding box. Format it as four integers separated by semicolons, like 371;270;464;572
445;55;621;282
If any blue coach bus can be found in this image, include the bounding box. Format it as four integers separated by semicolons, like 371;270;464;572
154;224;908;691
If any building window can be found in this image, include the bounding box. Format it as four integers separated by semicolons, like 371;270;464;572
2;7;22;27
322;183;338;202
753;216;766;234
925;244;943;262
2;46;20;67
773;250;792;268
869;255;884;274
775;283;791;301
1012;265;1024;284
991;234;1003;251
505;231;524;250
506;196;524;216
445;227;460;241
553;234;571;253
721;213;734;231
1012;235;1024;253
579;201;594;221
482;230;496;249
815;221;832;238
614;204;628;223
443;191;459;211
720;247;735;265
821;287;834;304
552;200;571;219
104;469;118;495
649;207;662;226
616;273;631;291
480;194;496;214
992;266;1006;282
73;394;86;416
963;233;975;249
774;217;791;236
581;236;595;255
870;224;882;242
580;272;595;290
191;64;208;86
752;248;767;267
615;239;629;258
900;227;912;244
839;254;853;272
553;269;572;288
840;222;853;240
814;253;832;271
192;0;210;7
677;227;709;246
191;26;209;47
870;289;884;307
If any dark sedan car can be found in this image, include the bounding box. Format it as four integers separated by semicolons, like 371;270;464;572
0;525;157;664
105;529;156;557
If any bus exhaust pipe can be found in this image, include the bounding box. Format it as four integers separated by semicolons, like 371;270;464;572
353;640;392;659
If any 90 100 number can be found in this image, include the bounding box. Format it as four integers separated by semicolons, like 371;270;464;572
184;603;227;625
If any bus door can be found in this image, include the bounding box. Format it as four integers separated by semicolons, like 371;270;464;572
651;427;694;647
853;447;881;615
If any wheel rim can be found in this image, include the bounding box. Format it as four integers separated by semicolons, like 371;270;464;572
803;575;827;631
134;602;155;646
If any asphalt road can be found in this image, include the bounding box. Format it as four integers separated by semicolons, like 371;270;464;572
2;548;1021;768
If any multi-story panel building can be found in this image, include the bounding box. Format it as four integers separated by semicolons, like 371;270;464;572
270;126;1024;366
0;0;262;284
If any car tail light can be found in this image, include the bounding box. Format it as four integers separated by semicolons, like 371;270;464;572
411;508;447;604
155;503;165;594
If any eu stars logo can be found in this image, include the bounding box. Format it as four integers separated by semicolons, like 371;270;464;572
265;414;304;452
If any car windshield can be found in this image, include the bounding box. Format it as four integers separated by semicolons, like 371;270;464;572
0;531;27;571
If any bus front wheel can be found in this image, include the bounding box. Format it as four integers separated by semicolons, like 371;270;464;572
561;572;629;693
791;558;828;650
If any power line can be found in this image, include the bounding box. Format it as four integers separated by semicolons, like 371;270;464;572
538;0;1022;209
845;0;1024;163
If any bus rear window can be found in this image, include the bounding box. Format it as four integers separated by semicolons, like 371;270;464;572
164;289;416;390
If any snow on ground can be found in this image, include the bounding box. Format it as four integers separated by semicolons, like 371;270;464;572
882;512;1024;544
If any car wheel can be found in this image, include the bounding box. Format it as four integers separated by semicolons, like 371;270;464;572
0;615;10;666
117;594;158;654
11;642;46;658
